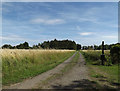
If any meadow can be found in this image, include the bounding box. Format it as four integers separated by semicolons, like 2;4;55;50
81;50;119;88
1;49;75;85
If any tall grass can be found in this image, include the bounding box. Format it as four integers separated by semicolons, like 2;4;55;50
81;50;111;65
1;49;75;85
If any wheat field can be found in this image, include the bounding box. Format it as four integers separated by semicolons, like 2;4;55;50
1;49;75;85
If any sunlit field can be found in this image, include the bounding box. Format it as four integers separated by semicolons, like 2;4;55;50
1;49;75;85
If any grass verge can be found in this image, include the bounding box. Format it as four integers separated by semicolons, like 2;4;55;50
81;50;119;89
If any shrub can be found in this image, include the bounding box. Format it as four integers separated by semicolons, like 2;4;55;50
110;44;120;64
81;50;111;66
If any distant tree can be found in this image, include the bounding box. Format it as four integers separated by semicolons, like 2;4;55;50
16;44;24;49
41;39;77;50
41;41;50;49
88;46;93;50
82;46;88;50
77;44;81;50
32;43;42;49
72;41;77;50
2;44;12;49
32;45;38;49
97;45;102;50
37;43;42;49
16;42;29;49
23;42;29;49
1;40;116;50
94;45;98;50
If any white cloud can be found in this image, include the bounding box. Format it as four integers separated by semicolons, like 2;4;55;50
31;18;65;25
102;35;117;39
79;32;94;36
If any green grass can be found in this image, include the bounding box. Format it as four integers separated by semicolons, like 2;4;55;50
96;65;118;83
80;50;111;65
81;50;119;88
88;64;118;86
2;49;75;85
91;73;105;78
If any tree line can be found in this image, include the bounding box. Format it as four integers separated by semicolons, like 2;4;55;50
82;44;113;50
1;39;116;50
1;39;81;50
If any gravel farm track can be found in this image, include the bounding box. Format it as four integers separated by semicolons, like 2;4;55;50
3;52;117;90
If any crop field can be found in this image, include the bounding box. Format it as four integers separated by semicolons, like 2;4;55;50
81;50;119;88
1;49;75;85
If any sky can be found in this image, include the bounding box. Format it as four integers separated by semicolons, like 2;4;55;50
2;0;119;2
2;2;118;46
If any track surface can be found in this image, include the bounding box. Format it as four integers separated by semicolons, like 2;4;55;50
41;52;90;89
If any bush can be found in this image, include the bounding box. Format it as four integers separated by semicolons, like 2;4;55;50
81;50;101;65
110;44;120;64
81;50;111;66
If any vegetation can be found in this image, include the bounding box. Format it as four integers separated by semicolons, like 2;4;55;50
110;43;120;64
81;50;119;88
40;39;77;50
82;44;113;50
2;39;117;50
96;65;118;83
1;39;119;87
87;64;118;88
1;39;81;50
81;50;111;65
81;43;120;65
2;42;29;49
2;49;75;85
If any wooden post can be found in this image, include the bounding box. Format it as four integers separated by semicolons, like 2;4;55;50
101;41;105;65
102;41;104;55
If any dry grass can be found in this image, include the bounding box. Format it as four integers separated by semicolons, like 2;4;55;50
1;49;75;85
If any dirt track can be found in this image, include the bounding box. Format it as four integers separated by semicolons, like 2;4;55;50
40;52;90;89
3;52;100;89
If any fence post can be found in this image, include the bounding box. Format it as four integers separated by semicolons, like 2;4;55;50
101;41;105;65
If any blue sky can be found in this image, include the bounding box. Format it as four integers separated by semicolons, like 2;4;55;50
2;2;118;46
